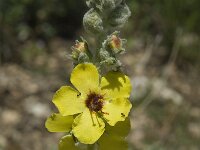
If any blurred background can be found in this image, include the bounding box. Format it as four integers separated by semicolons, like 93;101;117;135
0;0;200;150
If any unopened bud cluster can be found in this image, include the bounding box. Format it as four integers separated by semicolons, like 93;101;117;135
84;0;131;33
99;31;126;70
71;0;131;71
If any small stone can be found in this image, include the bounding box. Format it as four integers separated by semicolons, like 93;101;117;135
188;123;200;138
1;110;21;125
24;96;51;118
0;135;7;148
131;76;151;101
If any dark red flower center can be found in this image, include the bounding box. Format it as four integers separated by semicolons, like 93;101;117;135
85;92;104;112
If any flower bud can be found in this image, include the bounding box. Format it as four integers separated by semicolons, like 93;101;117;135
99;48;115;65
86;0;98;8
99;48;122;72
83;8;104;34
102;0;123;11
109;35;122;49
74;41;88;53
86;0;123;11
71;41;88;59
104;32;126;54
71;39;92;65
108;3;131;28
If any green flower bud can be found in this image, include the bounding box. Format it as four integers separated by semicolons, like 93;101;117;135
99;48;115;65
71;41;88;60
77;52;90;63
102;0;123;11
75;41;88;52
86;0;100;8
109;35;123;52
99;48;122;71
108;3;131;28
83;8;104;34
86;0;123;11
71;39;92;66
103;32;126;54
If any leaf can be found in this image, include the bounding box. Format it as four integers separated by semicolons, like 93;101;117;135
59;135;79;150
98;118;131;150
106;117;131;137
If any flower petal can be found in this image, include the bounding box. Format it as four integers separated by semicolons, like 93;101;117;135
45;113;73;132
52;86;85;116
70;63;99;94
102;98;132;126
100;72;131;99
59;135;78;150
72;109;105;144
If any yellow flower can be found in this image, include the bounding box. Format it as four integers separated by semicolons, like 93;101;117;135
45;63;132;144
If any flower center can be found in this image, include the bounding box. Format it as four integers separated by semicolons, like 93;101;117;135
85;92;104;112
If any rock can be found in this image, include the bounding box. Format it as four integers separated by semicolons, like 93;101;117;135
188;123;200;138
0;135;7;149
23;96;51;118
1;110;21;125
152;78;183;105
131;75;151;101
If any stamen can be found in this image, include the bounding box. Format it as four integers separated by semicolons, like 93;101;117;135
89;111;96;126
101;111;109;115
97;112;109;123
95;113;101;127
